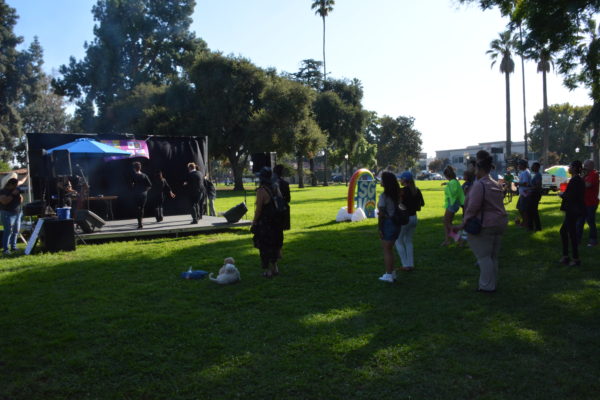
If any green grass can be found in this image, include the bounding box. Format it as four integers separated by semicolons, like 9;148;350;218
1;182;599;399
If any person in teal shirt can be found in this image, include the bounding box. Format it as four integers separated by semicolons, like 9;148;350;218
442;165;465;246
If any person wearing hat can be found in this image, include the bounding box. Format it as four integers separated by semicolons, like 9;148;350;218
395;171;425;271
0;177;24;255
251;167;284;278
559;160;586;266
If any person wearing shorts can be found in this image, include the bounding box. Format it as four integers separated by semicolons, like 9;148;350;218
377;171;403;283
442;165;464;246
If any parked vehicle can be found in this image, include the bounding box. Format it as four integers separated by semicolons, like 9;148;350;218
541;173;569;194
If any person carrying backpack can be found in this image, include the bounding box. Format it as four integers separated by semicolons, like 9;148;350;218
251;167;284;278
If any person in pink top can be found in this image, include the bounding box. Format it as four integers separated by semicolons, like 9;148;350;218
576;160;599;247
455;150;508;293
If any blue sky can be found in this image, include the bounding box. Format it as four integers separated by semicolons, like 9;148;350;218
7;0;592;157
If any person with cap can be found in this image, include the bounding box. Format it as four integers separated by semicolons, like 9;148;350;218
559;160;586;266
251;167;284;278
576;159;599;247
0;177;24;255
395;171;425;271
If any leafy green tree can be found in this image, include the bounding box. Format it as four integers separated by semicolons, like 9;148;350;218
0;0;24;163
311;0;335;85
54;0;206;131
563;18;600;165
350;135;377;171
313;78;366;185
20;75;70;134
428;158;444;173
528;103;591;164
371;115;423;171
487;30;517;158
294;117;326;188
287;58;323;90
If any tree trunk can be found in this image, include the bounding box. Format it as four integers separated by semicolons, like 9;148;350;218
505;71;512;163
229;154;245;191
323;149;329;186
309;158;317;186
520;43;528;160
297;154;304;188
593;119;600;167
322;16;326;86
542;69;550;167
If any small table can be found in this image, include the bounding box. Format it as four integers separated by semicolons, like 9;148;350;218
88;196;118;220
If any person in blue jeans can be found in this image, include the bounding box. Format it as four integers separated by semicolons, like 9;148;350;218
395;171;425;271
0;178;24;255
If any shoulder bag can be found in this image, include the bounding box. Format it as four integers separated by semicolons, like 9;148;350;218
464;181;486;235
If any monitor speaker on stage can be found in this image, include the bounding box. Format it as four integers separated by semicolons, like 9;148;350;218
251;152;277;173
223;202;248;223
52;149;72;177
41;218;75;253
75;209;105;233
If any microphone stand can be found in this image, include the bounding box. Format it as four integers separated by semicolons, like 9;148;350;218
76;164;90;210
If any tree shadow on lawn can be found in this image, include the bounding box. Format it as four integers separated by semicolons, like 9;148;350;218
0;214;599;399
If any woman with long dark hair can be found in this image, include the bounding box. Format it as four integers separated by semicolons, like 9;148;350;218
395;171;425;271
442;165;464;246
0;178;23;255
252;167;284;278
377;171;403;283
559;160;585;266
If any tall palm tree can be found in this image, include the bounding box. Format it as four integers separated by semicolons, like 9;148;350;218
535;47;553;167
518;24;529;160
487;30;517;162
311;0;335;86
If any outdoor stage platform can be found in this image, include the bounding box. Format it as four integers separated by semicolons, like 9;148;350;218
77;214;251;242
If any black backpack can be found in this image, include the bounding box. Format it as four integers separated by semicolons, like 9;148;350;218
265;186;287;215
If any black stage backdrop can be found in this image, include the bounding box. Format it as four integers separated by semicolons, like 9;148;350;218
27;133;208;220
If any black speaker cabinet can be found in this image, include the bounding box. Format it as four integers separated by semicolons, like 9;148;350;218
52;149;72;177
75;209;106;233
28;148;49;177
41;218;75;253
223;202;247;223
250;152;277;173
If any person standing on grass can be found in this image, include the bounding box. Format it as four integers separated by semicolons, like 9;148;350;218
576;160;599;247
0;178;23;255
454;151;507;293
527;162;543;231
131;162;152;229
183;162;205;224
252;167;284;278
378;171;403;283
559;160;586;266
273;164;291;231
395;171;424;271
152;171;175;223
441;165;464;246
204;175;217;217
515;159;532;229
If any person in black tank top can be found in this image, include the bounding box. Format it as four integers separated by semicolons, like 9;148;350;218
131;162;152;229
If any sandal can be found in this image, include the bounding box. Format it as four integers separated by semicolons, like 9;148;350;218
262;271;273;278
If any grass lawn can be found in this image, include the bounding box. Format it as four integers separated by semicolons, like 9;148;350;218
1;181;599;399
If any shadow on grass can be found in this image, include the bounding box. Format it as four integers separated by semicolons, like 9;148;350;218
0;203;598;399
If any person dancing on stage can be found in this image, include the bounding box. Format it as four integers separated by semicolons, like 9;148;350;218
183;162;205;224
152;171;175;223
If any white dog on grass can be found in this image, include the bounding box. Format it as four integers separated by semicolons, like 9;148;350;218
209;257;241;284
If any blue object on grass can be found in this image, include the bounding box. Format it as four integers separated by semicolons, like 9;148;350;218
180;270;208;280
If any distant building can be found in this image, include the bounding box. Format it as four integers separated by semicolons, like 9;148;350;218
417;152;427;171
435;141;536;174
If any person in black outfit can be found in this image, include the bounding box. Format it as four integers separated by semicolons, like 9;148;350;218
183;162;205;224
273;164;291;230
131;162;152;229
527;162;543;231
152;171;175;222
559;160;586;266
252;167;284;278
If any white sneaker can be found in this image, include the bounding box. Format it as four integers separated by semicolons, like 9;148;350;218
378;273;394;283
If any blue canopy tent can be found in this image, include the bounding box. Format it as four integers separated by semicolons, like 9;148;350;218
47;138;131;158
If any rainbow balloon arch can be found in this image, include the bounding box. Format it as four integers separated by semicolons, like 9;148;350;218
336;168;377;222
